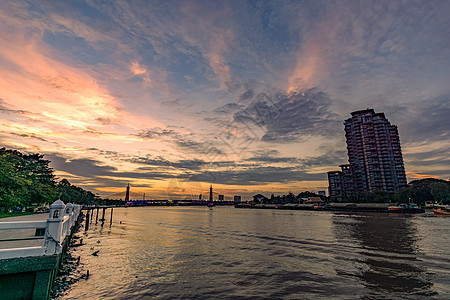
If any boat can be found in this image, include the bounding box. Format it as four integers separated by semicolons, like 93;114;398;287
425;201;437;209
388;203;408;211
388;203;423;213
433;205;450;215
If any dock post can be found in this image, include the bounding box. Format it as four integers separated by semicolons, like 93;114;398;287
95;207;99;224
110;208;113;226
85;210;90;231
101;207;106;227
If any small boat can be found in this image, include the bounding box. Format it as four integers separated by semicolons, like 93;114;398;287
388;203;422;212
425;201;436;209
388;203;408;211
433;205;450;215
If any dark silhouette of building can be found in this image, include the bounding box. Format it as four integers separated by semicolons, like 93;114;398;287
209;185;213;201
328;109;407;201
125;183;130;202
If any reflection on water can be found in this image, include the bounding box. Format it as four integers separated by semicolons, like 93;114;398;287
58;207;450;299
333;213;436;298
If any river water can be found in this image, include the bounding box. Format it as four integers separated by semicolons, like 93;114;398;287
58;206;450;299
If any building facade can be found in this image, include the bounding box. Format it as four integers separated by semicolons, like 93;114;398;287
328;109;407;201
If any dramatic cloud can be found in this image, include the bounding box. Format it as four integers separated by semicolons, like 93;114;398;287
219;87;341;142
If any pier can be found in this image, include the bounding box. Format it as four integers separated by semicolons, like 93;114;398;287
0;200;82;299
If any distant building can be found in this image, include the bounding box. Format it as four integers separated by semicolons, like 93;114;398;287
218;195;224;201
234;195;242;202
318;190;326;196
306;197;324;204
328;109;407;201
328;170;344;201
209;185;213;201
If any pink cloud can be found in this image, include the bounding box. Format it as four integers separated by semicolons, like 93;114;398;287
181;2;234;90
208;29;233;89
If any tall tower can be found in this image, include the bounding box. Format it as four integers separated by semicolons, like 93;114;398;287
209;185;213;201
344;109;407;194
125;184;130;201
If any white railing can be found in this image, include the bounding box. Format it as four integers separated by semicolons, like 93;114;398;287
0;200;82;259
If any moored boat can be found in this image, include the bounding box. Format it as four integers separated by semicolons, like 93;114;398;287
388;203;423;213
425;201;437;209
433;205;450;215
388;203;408;211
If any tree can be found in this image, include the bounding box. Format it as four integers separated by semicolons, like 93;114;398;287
1;148;101;209
431;182;450;204
371;190;391;203
395;178;450;205
57;179;99;205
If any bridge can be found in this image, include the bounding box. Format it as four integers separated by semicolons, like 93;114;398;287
124;199;237;206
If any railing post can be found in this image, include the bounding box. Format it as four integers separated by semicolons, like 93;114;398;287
43;199;65;255
66;203;74;228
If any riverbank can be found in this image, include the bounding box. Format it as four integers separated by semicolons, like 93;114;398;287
235;202;426;213
56;206;450;299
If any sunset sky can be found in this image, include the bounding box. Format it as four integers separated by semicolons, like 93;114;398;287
0;0;449;199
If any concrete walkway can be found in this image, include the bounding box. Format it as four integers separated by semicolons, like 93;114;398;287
0;213;48;250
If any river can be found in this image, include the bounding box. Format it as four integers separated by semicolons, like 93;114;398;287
57;206;450;299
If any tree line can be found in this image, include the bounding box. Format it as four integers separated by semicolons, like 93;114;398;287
252;191;326;204
0;148;99;211
252;178;450;205
339;178;450;204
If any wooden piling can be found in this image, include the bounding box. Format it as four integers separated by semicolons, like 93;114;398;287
100;208;106;227
110;208;113;226
95;207;99;224
85;211;90;231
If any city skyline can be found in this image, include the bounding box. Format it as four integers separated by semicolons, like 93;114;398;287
0;1;449;198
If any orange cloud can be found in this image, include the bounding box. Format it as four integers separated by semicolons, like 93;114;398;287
286;12;343;94
130;61;151;85
406;172;438;180
287;42;325;93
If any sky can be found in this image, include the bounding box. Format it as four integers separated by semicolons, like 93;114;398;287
0;0;449;199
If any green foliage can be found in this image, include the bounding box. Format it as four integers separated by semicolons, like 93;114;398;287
430;182;450;203
0;148;100;210
336;178;450;204
365;190;392;203
0;148;58;207
56;179;99;205
395;178;450;204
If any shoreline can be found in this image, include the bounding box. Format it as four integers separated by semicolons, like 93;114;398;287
234;203;426;213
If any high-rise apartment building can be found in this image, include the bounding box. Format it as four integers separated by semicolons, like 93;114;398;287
328;109;407;201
